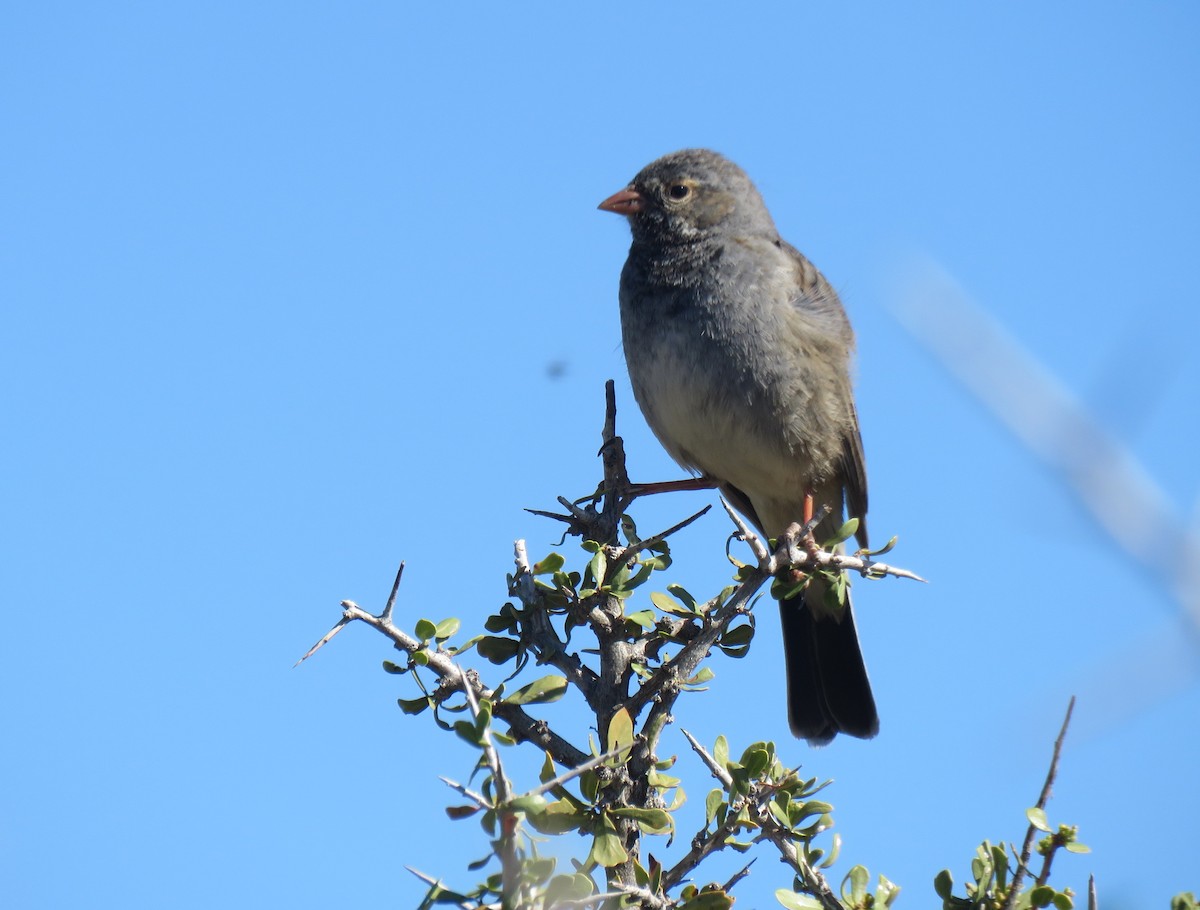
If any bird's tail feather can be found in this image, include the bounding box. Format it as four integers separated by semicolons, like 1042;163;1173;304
779;578;879;745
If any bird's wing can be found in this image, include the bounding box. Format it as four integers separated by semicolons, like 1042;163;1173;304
780;239;870;550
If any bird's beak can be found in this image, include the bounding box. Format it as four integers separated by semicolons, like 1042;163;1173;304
598;187;643;216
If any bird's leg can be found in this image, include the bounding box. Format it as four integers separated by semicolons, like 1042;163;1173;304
801;488;821;559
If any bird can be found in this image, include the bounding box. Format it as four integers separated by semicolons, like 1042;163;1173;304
598;148;878;745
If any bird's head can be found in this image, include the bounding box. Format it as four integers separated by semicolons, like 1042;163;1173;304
598;148;776;246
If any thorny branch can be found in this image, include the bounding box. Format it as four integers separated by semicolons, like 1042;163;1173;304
303;380;926;907
674;730;843;910
1002;697;1076;910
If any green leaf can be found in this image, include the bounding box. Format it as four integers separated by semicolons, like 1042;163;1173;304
476;636;520;664
820;834;842;869
667;583;698;610
713;735;729;767
741;744;770;777
684;667;715;686
608;806;673;834
606;707;635;761
532;553;565;575
415;618;437;641
504;675;568;706
933;869;953;900
823;517;859;547
1026;807;1051;832
539;751;556;784
1029;885;1055;908
382;660;407;675
705;788;724;825
433;618;460;640
650;590;691;616
684;888;734;909
504;794;548;814
1064;841;1090;853
398;696;431;715
1051;892;1075;910
527;799;585;835
544;873;596;905
445;804;480;820
453;719;483;746
589;821;628;868
844;865;869;903
625;609;656;629
775;891;823;910
587;548;608;586
579;769;599;804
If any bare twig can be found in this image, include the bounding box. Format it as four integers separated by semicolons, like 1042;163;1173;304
721;497;771;566
439;776;491;810
405;866;477;910
1003;697;1076;910
675;733;841;910
624;505;712;558
301;589;588;768
680;729;733;785
722;858;757;893
525;743;631;798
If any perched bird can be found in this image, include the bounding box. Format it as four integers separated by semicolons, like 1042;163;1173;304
599;149;878;745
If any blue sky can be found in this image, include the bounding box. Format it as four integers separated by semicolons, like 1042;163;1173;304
3;4;1197;908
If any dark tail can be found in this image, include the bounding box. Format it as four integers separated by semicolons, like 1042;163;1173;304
779;582;879;746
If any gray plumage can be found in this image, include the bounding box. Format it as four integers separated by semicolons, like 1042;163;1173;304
600;149;878;745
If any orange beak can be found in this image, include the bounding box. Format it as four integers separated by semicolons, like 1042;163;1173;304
598;187;643;216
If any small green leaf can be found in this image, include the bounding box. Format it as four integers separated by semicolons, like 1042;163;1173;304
713;735;729;767
539;751;556;784
775;890;823;910
527;799;585;835
1064;842;1090;854
587;548;608;586
606;707;635;760
625;609;656;629
685;667;715;686
1029;885;1055;908
504;675;568;706
382;660;407;674
820;834;842;869
414;618;437;641
823;517;859;547
589;822;628;868
476;636;520;664
742;746;770;777
445;804;481;820
398;696;430;715
453;719;483;746
1027;807;1051;832
505;794;548;814
433;618;460;640
650;590;691;616
933;869;953;900
705;788;724;825
608;806;673;834
844;865;869;902
532;553;565;575
1051;892;1075;910
666;583;698;610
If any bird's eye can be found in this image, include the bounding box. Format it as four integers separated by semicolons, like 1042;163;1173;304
668;184;690;200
